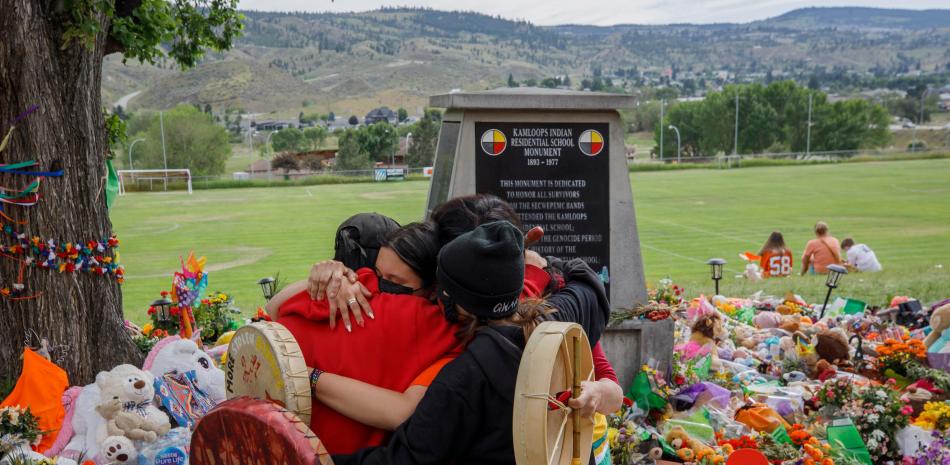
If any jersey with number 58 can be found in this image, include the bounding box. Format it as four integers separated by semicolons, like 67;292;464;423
760;249;793;278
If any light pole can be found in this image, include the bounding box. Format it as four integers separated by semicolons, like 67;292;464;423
159;111;168;170
733;92;739;155
668;125;681;163
659;99;665;160
265;131;276;155
913;87;930;152
128;138;145;170
247;130;255;159
819;264;848;320
806;93;813;156
707;258;726;296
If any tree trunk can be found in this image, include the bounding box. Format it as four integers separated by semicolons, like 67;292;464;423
0;0;142;386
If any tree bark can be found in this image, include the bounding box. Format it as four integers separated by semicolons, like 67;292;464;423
0;0;143;386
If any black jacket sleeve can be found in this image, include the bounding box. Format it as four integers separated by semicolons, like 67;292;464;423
332;375;479;465
543;279;608;346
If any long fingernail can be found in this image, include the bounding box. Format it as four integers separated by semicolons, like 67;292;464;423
368;311;375;320
345;322;352;332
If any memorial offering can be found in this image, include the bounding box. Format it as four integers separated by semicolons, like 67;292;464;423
603;287;950;465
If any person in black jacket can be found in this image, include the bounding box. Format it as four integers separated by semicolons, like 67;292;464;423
329;220;609;465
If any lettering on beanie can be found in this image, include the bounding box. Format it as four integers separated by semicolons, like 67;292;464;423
493;299;519;315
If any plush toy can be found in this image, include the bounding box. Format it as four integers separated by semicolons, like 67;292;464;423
691;313;725;370
813;359;837;381
924;303;950;350
95;364;170;444
754;312;783;329
665;426;714;462
779;315;801;333
143;336;226;402
733;325;758;350
100;435;136;464
815;328;850;366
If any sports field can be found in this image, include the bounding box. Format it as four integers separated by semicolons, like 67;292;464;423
111;159;950;323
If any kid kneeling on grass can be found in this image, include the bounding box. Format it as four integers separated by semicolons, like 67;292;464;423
327;221;609;465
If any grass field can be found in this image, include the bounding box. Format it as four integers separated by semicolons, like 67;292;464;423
110;159;950;324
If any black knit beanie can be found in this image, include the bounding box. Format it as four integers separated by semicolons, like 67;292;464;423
437;221;525;319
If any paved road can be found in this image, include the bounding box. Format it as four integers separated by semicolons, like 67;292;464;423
114;90;141;109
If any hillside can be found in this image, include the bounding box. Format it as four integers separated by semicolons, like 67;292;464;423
105;7;950;118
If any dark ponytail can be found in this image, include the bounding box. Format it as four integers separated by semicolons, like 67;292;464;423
430;194;523;247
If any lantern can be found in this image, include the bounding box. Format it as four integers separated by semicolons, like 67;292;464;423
706;258;726;296
819;264;848;320
150;297;173;323
258;277;277;301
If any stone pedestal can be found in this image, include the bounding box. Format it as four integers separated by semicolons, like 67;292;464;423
426;87;648;308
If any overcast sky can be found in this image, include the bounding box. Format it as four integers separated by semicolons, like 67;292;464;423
237;0;948;25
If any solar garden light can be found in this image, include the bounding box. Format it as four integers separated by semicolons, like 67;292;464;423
258;277;277;301
150;297;173;323
819;264;848;320
706;258;726;296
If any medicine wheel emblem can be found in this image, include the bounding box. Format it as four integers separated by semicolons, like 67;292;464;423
480;129;507;156
578;130;604;156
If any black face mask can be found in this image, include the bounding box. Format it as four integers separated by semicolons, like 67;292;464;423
378;277;416;295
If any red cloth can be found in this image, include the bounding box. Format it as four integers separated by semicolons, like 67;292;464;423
522;264;617;384
591;343;617;383
278;269;462;454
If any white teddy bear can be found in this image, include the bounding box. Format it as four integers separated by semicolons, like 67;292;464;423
99;436;136;464
95;364;170;444
144;336;226;402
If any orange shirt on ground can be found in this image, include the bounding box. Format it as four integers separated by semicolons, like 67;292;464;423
760;249;793;278
803;237;841;273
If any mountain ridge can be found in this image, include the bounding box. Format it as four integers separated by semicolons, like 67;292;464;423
105;6;950;117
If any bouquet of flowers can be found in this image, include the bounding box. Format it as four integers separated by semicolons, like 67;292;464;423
649;278;684;307
847;383;911;464
193;292;241;344
0;406;42;456
876;337;928;377
904;430;950;465
913;401;950;432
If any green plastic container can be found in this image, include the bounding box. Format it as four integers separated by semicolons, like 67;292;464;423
826;419;873;465
842;299;867;314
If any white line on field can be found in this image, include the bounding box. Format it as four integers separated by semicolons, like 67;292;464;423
305;188;313;197
638;216;761;244
642;243;742;274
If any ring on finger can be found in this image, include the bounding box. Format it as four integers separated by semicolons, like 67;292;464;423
347;298;358;305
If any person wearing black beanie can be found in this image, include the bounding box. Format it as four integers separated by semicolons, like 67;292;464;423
436;220;525;321
333;220;610;465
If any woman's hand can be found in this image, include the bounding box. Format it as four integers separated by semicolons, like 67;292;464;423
328;281;374;332
308;260;357;300
568;378;624;417
525;249;548;269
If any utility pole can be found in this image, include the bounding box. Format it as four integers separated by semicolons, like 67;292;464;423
733;92;739;155
806;93;813;156
248;130;254;159
659;99;665;160
913;87;929;152
159;111;168;170
128;138;145;170
669;125;682;163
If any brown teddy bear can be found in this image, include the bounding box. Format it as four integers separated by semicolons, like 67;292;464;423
924;303;950;349
665;426;714;462
815;327;850;366
691;313;726;370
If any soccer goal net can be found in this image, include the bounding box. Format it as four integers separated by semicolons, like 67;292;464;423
117;169;193;195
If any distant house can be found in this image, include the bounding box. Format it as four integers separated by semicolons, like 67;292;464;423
364;107;397;125
254;120;297;131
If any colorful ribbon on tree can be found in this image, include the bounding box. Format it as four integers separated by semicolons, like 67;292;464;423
0;225;125;298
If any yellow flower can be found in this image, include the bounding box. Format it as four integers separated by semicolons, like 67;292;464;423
607;427;619;447
142;323;154;336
